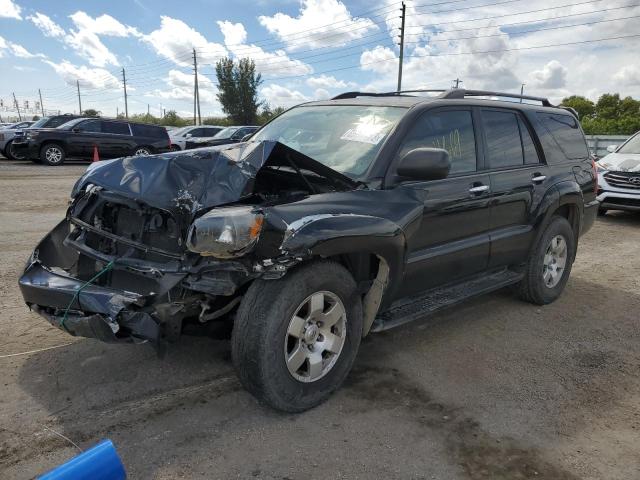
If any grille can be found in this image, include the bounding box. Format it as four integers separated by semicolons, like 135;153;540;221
604;171;640;190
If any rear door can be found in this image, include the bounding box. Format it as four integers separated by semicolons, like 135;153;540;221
480;108;549;268
397;107;492;296
101;120;132;158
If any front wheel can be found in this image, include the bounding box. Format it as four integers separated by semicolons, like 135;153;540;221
7;140;26;160
134;146;152;156
232;261;362;412
40;143;66;166
517;216;576;305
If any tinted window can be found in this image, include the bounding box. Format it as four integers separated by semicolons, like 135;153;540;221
78;120;102;133
536;112;588;159
518;116;540;164
102;121;130;135
130;123;167;139
481;110;523;168
399;110;477;175
46;116;77;128
189;128;204;136
201;127;221;136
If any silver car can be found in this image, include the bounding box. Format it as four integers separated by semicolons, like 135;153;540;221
0;121;34;157
596;131;640;213
168;125;225;151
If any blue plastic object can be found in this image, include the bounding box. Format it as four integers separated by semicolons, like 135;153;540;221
38;439;126;480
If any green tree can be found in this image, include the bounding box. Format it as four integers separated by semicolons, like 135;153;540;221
560;96;594;120
257;104;286;124
595;93;621;120
82;108;100;117
215;57;263;124
159;110;190;127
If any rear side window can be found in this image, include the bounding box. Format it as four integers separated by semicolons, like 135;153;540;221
130;123;167;139
399;110;477;175
481;110;523;168
518;117;540;164
79;120;102;133
536;112;588;159
102;121;130;135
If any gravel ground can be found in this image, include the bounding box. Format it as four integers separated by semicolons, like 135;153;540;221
0;159;639;479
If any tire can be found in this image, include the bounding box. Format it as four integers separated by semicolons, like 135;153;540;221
169;144;181;152
598;208;608;216
40;143;66;166
134;146;153;156
232;260;363;412
5;140;22;160
517;216;576;305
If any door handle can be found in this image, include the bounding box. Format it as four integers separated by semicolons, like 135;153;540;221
532;174;546;183
469;185;489;194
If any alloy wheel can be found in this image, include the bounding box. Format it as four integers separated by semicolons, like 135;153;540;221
45;146;63;164
542;234;568;288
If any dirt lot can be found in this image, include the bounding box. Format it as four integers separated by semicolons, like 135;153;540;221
0;158;638;479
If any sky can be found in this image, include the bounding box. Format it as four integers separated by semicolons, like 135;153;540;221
1;0;639;120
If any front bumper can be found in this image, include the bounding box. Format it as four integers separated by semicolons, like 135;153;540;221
597;171;640;211
18;219;180;345
9;139;38;158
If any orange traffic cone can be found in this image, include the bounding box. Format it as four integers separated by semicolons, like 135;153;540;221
92;145;100;162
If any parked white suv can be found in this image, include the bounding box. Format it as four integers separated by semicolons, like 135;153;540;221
168;125;224;151
596;130;640;214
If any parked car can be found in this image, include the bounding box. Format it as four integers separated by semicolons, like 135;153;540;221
596;130;640;213
19;89;598;411
11;117;171;166
0;121;34;157
186;125;259;149
169;125;225;150
6;116;85;159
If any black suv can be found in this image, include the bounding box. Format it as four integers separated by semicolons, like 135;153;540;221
12;117;170;165
7;114;83;160
19;89;598;411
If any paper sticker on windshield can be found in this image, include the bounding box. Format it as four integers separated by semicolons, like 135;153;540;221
340;128;386;145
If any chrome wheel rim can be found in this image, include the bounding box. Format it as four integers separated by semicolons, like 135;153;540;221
45;146;62;164
542;235;567;288
284;291;347;383
135;148;150;156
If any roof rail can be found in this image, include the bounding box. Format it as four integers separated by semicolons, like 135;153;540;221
331;89;447;100
442;89;553;107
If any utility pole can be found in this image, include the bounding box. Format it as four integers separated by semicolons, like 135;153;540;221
38;89;45;116
193;48;201;125
122;68;129;119
76;80;82;114
453;78;463;89
397;1;406;92
520;83;525;102
12;93;22;120
147;103;150;116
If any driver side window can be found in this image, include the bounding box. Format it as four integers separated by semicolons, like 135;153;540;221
78;120;102;133
398;110;477;175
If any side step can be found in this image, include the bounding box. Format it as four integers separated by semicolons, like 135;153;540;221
370;269;523;332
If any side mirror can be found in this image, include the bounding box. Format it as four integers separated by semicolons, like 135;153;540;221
397;148;451;181
606;145;618;153
241;134;253;142
185;133;192;138
72;127;80;133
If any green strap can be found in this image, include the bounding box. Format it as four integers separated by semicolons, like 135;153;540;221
60;260;115;332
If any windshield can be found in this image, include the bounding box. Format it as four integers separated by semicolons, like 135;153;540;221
618;133;640;154
170;126;191;137
251;105;406;176
212;127;239;139
29;117;50;129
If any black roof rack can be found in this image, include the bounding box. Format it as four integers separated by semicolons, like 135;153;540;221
440;89;553;107
331;88;555;108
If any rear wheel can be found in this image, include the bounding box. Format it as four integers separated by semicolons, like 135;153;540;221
134;146;152;156
232;261;363;412
517;216;575;305
40;143;66;166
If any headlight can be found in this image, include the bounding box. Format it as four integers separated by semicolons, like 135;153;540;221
26;131;39;140
186;206;264;258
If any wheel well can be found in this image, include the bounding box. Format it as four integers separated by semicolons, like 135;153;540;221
553;204;579;239
326;252;381;287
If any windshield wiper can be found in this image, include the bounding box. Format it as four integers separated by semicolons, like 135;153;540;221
285;153;317;194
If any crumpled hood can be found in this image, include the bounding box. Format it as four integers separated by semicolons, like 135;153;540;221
71;140;358;217
599;153;640;172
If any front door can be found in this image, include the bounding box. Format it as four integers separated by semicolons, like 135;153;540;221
397;108;491;297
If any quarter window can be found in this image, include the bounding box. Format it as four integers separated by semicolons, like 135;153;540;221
399;110;477;175
536;112;588;159
481;110;523;168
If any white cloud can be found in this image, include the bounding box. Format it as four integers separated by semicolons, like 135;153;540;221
45;60;121;90
69;11;140;38
306;74;350;89
613;65;640;87
261;84;309;106
313;88;331;99
217;21;312;77
148;69;218;104
0;0;21;20
144;16;227;67
27;12;65;38
259;0;378;51
0;34;44;59
530;60;568;89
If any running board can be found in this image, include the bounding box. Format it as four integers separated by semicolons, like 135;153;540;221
371;269;523;332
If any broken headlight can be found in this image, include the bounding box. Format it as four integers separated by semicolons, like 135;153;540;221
186;206;264;258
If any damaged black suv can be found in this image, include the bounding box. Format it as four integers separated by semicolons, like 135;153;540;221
19;89;598;412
